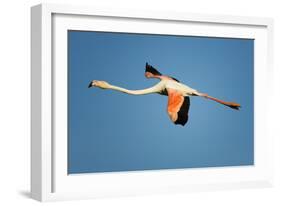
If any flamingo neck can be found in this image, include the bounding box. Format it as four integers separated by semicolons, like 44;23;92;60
105;81;166;95
108;85;156;95
108;85;137;95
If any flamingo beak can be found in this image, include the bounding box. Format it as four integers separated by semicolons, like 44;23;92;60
88;82;93;88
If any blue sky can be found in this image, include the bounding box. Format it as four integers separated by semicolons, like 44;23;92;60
68;31;254;174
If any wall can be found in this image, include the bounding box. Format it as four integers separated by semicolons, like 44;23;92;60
0;0;280;205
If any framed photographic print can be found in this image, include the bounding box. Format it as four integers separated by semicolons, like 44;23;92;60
31;3;274;202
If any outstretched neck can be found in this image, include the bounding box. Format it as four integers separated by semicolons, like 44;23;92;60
107;82;164;95
108;85;143;95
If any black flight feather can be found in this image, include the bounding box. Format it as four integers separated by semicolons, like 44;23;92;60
174;97;190;126
145;62;162;76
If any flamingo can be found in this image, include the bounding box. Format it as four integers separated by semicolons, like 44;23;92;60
88;63;240;126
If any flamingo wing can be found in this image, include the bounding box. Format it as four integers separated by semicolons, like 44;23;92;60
166;88;190;126
145;62;162;75
145;63;179;82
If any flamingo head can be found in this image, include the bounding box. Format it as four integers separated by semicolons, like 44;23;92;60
88;80;111;89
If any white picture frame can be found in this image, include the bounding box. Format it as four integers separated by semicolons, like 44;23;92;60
31;3;274;202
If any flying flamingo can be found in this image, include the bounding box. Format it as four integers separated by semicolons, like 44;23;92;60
88;63;240;126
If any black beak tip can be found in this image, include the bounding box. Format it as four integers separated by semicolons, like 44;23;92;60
88;82;92;88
